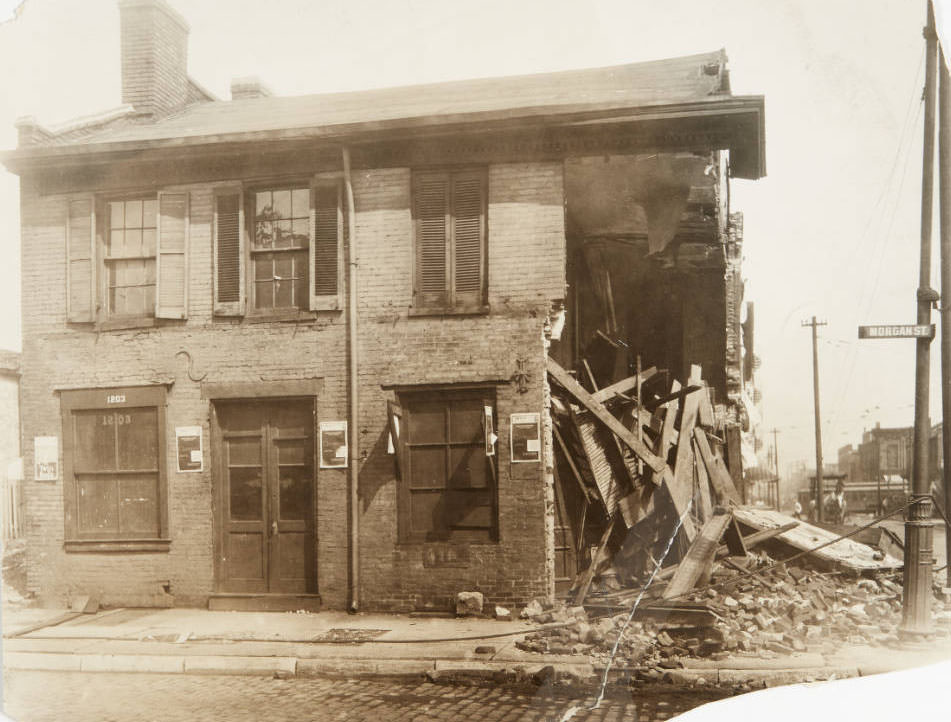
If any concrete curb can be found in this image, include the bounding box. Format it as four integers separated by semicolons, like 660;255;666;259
4;649;863;687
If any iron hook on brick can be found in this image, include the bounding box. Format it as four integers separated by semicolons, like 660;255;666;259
175;349;207;383
511;357;530;394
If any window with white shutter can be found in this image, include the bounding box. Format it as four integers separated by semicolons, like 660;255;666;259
412;169;487;312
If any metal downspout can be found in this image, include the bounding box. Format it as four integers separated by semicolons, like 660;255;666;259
343;147;359;612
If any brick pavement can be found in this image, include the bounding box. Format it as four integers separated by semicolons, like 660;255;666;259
2;670;729;722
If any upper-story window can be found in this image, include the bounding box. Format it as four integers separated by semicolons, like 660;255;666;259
105;198;158;317
214;180;342;316
412;169;487;313
251;187;311;311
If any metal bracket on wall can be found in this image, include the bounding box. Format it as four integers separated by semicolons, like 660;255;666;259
175;349;208;383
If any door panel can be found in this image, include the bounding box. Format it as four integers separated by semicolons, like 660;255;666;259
217;400;315;594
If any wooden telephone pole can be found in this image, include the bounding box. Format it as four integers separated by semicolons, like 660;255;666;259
802;317;827;522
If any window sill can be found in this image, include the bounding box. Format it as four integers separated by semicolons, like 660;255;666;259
97;317;157;332
64;538;171;553
244;310;319;324
408;304;490;318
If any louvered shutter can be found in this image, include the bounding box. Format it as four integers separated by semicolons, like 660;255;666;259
413;173;450;308
310;181;341;310
66;197;96;323
451;171;486;307
214;189;244;315
155;192;188;319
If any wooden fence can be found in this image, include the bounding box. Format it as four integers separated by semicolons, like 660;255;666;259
1;468;23;541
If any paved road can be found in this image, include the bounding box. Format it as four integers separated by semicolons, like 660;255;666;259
1;670;728;722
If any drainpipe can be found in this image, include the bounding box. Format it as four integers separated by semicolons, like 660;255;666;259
343;146;359;612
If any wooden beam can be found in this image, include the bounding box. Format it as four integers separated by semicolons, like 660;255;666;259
694;439;713;524
693;427;743;505
573;517;616;605
662;511;733;599
552;423;596;505
656;380;681;463
591;366;658;404
548;357;665;472
669;367;703;532
715;521;798;558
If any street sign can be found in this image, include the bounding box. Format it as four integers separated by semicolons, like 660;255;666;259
857;324;935;339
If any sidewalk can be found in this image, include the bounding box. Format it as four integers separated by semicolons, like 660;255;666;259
3;606;951;686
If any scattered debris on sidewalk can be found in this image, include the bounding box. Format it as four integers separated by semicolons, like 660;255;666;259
538;354;944;674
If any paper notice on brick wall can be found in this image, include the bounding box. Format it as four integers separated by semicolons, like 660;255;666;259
319;421;348;469
510;412;541;463
34;436;58;481
176;426;203;472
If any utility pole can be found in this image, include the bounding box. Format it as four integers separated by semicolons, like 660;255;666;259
802;317;827;522
938;5;951;590
771;427;781;509
904;0;937;635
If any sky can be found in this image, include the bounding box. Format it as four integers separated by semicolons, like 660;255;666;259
0;0;937;472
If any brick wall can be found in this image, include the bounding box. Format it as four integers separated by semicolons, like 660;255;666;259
18;161;565;611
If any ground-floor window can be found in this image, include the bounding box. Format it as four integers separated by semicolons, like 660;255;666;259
60;386;168;551
396;388;497;543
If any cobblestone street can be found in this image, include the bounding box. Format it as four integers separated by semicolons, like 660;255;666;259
2;671;728;722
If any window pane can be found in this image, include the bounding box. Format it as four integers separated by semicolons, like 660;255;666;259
73;411;116;472
291;219;310;247
276;439;308;466
255;191;272;219
275;220;293;248
125;200;143;228
142;229;157;256
77;477;118;535
291;188;309;217
410;490;445;536
449;398;483;443
229;466;263;521
255;254;273;280
118;475;159;535
143;199;158;228
255;279;274;309
408;446;446;489
275;254;293;280
274;278;292;307
446;490;492;528
279;466;311;521
116;408;158;471
449;446;487;489
228;437;261;466
272;190;292;219
109;230;125;255
408;400;445;443
125;229;143;255
110;201;124;229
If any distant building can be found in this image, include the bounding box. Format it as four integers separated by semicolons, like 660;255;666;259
859;423;912;482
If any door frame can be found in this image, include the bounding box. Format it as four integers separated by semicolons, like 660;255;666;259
210;393;319;594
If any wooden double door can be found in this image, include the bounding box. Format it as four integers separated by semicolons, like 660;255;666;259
214;400;316;594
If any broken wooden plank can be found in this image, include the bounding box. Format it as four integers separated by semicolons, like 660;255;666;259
694;441;713;524
722;517;749;556
697;384;715;428
715;521;798;558
552;423;596;505
591;366;658;404
669;367;703;536
662;511;733;599
733;508;902;571
656;380;681;463
617;490;649;529
693;427;743;505
548;357;665;472
571;406;622;516
573;517;616;605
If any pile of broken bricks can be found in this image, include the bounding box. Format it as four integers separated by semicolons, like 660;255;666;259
514;553;951;675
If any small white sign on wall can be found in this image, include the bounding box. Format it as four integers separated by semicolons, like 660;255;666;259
319;421;348;469
34;436;58;481
176;426;203;473
510;412;541;463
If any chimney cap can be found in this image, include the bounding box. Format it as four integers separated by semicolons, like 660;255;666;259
118;0;189;32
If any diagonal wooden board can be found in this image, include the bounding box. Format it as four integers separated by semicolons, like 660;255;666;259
662;511;734;599
693;427;743;505
548;357;665;472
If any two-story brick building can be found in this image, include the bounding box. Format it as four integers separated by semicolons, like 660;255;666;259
4;0;764;611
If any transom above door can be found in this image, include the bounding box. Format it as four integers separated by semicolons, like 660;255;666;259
214;399;315;594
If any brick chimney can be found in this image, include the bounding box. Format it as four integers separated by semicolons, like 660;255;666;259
118;0;190;119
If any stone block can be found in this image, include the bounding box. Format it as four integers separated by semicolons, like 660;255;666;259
456;591;484;617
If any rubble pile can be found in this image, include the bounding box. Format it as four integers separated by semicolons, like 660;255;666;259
516;555;949;668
